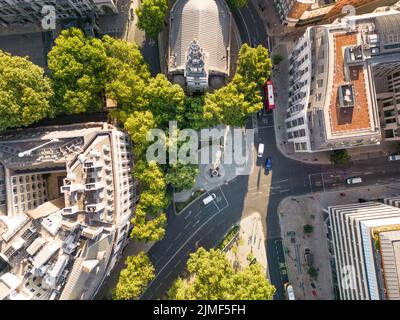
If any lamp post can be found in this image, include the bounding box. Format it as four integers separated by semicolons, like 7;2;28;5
18;138;60;158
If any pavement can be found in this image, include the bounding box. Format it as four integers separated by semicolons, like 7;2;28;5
225;213;268;273
279;183;400;300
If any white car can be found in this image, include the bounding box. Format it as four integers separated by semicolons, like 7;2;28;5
346;177;362;185
202;193;216;205
257;143;264;158
388;155;400;161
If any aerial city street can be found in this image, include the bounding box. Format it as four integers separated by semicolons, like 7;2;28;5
1;0;400;304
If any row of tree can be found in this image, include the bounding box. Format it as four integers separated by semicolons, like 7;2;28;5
114;247;276;300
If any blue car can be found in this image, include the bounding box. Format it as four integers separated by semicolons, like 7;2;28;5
265;157;272;175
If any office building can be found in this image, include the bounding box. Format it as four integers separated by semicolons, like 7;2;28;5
0;122;138;300
327;197;400;300
286;10;400;152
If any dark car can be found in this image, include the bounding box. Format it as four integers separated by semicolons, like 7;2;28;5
304;248;314;266
265;157;272;175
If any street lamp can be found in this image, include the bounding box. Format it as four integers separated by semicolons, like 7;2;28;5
18;138;60;158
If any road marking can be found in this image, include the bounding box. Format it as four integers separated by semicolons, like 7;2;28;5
257;125;275;129
174;232;182;241
184;221;191;230
193;220;200;227
238;8;252;43
280;189;291;193
184;210;193;220
273;179;289;184
194;210;202;219
166;243;173;252
219;186;229;207
143;195;233;295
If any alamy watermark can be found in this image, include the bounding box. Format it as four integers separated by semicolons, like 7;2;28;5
145;122;255;177
23;0;56;30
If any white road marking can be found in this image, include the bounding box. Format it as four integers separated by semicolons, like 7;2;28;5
273;179;289;184
280;189;291;193
184;210;193;220
184;221;191;230
174;232;182;241
166;243;173;252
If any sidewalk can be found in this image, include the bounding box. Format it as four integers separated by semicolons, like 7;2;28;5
225;213;268;273
278;183;400;300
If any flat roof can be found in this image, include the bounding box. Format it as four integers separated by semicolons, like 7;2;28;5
329;33;371;134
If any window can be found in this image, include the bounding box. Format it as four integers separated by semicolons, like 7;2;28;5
318;65;324;74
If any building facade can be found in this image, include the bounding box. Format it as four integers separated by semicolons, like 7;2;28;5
0;122;138;300
168;0;231;93
286;10;400;152
0;0;118;27
327;197;400;300
273;0;399;27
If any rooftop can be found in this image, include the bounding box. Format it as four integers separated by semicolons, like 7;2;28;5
329;33;371;134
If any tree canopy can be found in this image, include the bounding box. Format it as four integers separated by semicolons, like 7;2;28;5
166;163;199;192
203;81;260;127
136;0;168;39
236;43;272;87
169;247;276;300
113;252;155;300
227;0;248;9
130;204;167;242
47;28;108;114
0;50;53;131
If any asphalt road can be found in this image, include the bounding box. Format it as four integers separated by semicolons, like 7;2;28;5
97;3;400;300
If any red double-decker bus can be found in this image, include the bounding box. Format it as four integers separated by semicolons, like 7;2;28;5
263;80;275;112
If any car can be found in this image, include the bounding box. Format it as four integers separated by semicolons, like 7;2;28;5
202;193;216;205
388;155;400;161
265;157;272;175
346;177;362;185
304;248;313;266
284;283;295;300
257;143;264;158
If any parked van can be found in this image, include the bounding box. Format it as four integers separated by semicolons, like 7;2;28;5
346;177;362;185
257;143;264;157
202;193;216;205
284;283;295;300
388;155;400;161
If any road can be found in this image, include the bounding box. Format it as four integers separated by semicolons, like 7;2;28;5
97;2;400;300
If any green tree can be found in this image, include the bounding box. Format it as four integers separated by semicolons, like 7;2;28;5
166;163;199;192
103;36;150;121
178;96;211;131
229;263;276;300
308;266;319;279
272;53;284;65
227;0;247;9
124;111;156;158
330;149;351;165
169;247;275;300
203;82;260;127
47;28;108;114
303;224;314;234
130;205;167;242
113;252;155;300
134;160;169;216
169;248;233;300
0;50;53;131
136;0;168;39
143;74;185;129
236;44;272;87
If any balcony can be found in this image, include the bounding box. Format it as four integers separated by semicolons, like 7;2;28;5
86;202;106;213
85;182;103;191
60;184;84;193
62;206;79;216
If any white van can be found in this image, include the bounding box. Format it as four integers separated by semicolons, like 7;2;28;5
284;283;295;300
346;177;362;185
388;155;400;161
203;193;216;205
257;143;265;158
